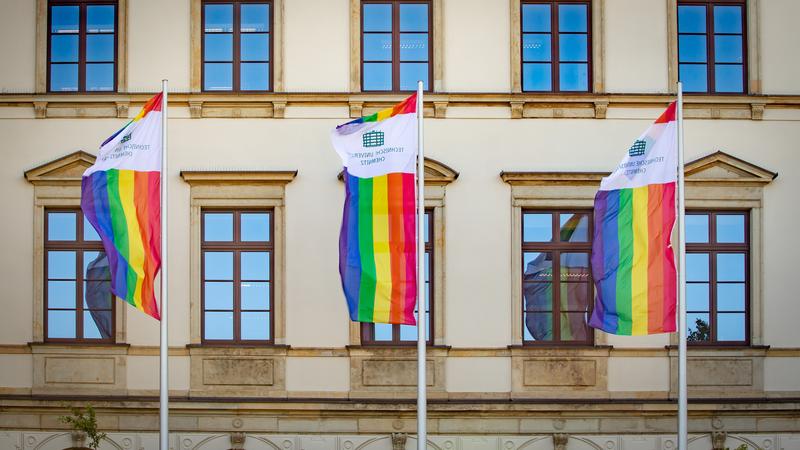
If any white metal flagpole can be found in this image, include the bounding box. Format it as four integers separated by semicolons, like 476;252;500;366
416;80;427;450
676;82;688;450
159;79;170;450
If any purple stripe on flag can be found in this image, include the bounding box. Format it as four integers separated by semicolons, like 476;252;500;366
339;170;362;320
589;189;620;333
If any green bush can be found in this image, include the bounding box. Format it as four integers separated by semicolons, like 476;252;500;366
58;405;107;450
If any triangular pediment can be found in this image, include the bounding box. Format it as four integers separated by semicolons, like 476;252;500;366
337;157;459;185
24;151;96;185
685;151;777;185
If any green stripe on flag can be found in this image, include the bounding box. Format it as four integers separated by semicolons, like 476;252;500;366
357;177;376;322
105;169;134;304
616;188;634;335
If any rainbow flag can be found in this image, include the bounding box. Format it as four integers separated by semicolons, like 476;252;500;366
80;93;163;320
589;103;678;335
331;94;418;324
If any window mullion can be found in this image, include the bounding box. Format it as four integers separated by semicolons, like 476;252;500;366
708;5;715;93
79;3;87;92
392;2;400;92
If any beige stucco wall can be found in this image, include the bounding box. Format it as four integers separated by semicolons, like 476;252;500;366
607;357;669;392
446;357;511;393
285;357;349;392
760;0;800;95
128;0;191;92
0;0;36;93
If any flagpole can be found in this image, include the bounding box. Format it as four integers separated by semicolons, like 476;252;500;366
676;82;688;450
159;79;170;450
416;80;427;450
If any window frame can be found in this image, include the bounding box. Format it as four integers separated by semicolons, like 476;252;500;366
677;0;747;94
201;0;274;93
43;207;116;343
360;0;433;93
47;0;119;93
200;208;275;345
520;0;593;93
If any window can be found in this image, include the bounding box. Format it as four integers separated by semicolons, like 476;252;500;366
685;211;749;344
202;210;273;343
44;209;114;342
522;210;593;345
202;0;272;92
362;0;432;92
361;210;432;345
521;1;591;92
678;0;746;93
48;0;117;92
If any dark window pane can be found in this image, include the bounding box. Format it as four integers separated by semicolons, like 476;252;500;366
715;35;743;63
400;4;428;32
523;62;552;91
363;33;392;61
559;63;588;91
363;4;392;32
523;34;551;62
561;253;590;284
558;4;587;32
241;3;269;32
373;323;392;341
560;312;590;341
51;35;79;62
86;63;114;91
84;280;112;311
560;213;589;242
524;282;552;311
678;5;706;33
399;62;428;90
687;312;710;341
241;282;270;310
716;313;745;341
48;251;76;279
84;251;110;281
717;283;745;311
713;6;742;34
686;214;709;243
241;252;270;280
559;34;587;62
687;282;709;311
363;62;392;90
424;252;430;282
717;253;745;282
523;213;552;242
51;6;79;33
716;214;745;243
679;64;708;92
524;252;552;281
678;35;707;63
204;63;233;90
205;4;233;32
424;214;430;244
87;5;115;32
715;64;743;93
204;311;233;340
525;311;552;341
205;281;233;310
205;252;233;280
241;213;270;241
47;310;76;339
48;281;77;309
241;34;269;61
84;216;101;241
51;64;78;91
48;212;76;241
205;33;233;61
204;213;233;241
686;253;709;282
561;282;590;312
241;312;270;340
84;310;112;339
241;62;269;90
400;33;429;61
522;4;551;32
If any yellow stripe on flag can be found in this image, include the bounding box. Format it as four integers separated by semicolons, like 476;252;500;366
118;170;145;308
630;185;649;335
371;175;392;323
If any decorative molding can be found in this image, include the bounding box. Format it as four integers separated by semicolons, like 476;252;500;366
337;157;458;186
553;434;569;450
391;433;407;450
189;100;203;119
751;102;765;120
230;432;246;450
272;101;287;119
434;101;448;118
24;151;96;185
712;431;727;450
510;101;524;119
349;101;364;118
594;100;608;119
115;102;129;119
33;101;47;119
180;170;297;185
684;151;778;185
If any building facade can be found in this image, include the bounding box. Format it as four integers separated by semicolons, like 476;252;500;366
1;0;799;449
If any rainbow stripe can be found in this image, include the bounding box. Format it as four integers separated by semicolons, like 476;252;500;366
337;93;417;129
80;93;163;320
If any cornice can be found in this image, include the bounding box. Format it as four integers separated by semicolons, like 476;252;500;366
180;170;298;185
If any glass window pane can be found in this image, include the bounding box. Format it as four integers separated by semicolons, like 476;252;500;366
363;4;392;32
558;4;587;32
560;213;589;242
523;213;552;242
686;253;709;282
87;5;115;32
204;311;233;340
678;35;707;63
424;252;430;283
687;283;709;312
400;62;428;91
400;33;429;61
559;34;587;62
524;252;552;281
399;323;417;341
84;251;110;281
51;35;78;62
363;62;392;91
204;252;233;280
84;280;112;310
561;252;589;280
84;216;101;241
372;323;392;341
678;5;706;33
561;281;590;312
686;214;709;243
559;63;588;91
715;35;742;63
48;251;76;279
716;313;745;341
522;4;551;32
241;62;269;90
679;64;708;92
204;213;233;241
47;310;76;339
205;4;233;32
687;312;710;342
205;33;232;61
717;253;745;282
523;62;552;91
204;281;233;310
241;4;269;32
364;33;392;61
523;34;551;62
718;283;745;312
51;6;79;33
48;212;76;241
400;4;428;32
241;312;270;340
241;34;269;61
86;63;114;91
241;213;270;241
51;64;78;91
716;214;745;243
48;281;76;309
525;311;552;341
241;281;270;310
84;310;112;340
204;63;233;90
715;64;744;93
713;6;742;34
561;311;590;341
424;213;430;244
524;282;552;311
241;252;270;280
